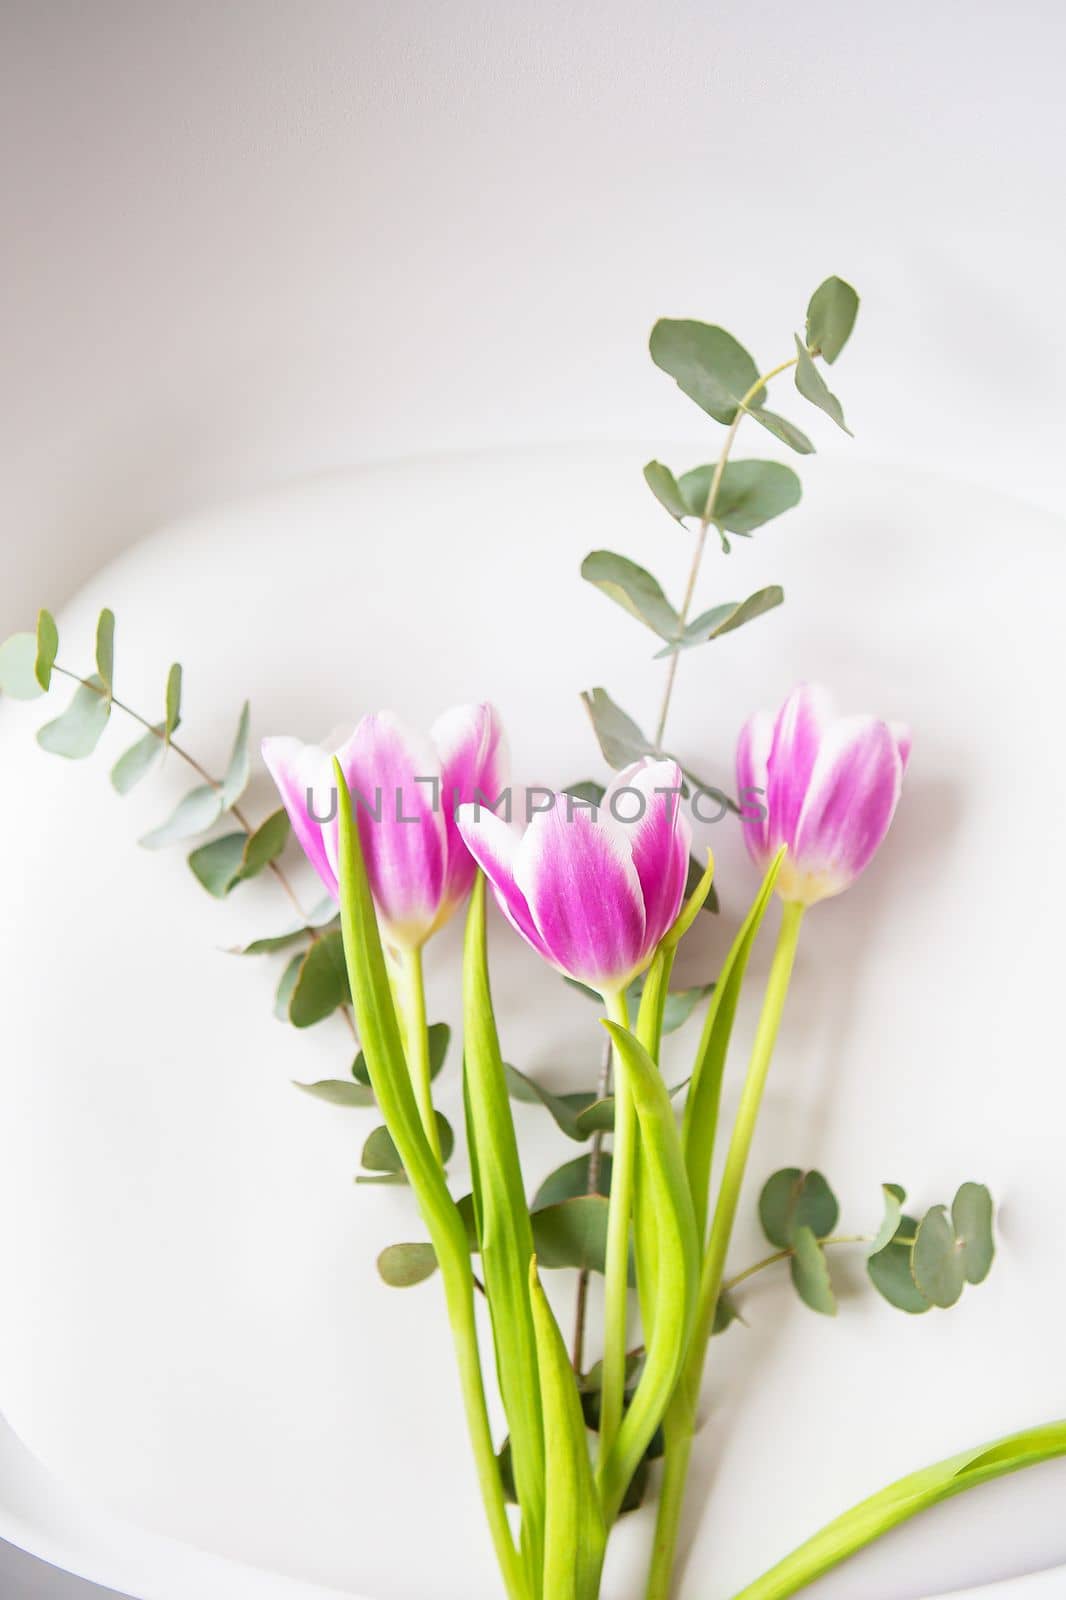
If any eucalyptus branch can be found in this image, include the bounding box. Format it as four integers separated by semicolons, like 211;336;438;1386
722;1233;869;1295
652;355;798;751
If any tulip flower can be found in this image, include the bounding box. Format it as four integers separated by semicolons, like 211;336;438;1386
262;702;508;949
456;758;690;997
736;683;909;907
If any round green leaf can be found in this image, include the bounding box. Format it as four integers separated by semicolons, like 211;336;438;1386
649;320;764;425
140;783;223;849
361;1113;453;1174
953;1182;995;1285
293;1079;375;1107
111;726;165;794
37;675;111;758
188;832;247;897
805;275;859;364
531;1194;611;1274
913;1204;966;1309
581;551;680;641
677;460;802;534
869;1182;907;1257
759;1168;838;1248
288;931;351;1027
790;1225;837;1316
580;687;655;770
532;1153;614;1211
376;1242;439;1287
240;808;290;879
867;1212;930;1314
0;633;45;700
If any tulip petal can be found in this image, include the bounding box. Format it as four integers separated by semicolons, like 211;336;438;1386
766;684;833;853
891;722;913;771
261;736;338;897
333;712;447;944
735;710;774;864
433;703;509;909
791;717;903;902
602;759;691;954
515;804;646;991
455;804;553;960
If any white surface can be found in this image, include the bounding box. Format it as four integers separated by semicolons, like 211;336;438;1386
0;448;1063;1600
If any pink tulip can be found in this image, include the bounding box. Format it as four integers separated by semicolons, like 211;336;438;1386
736;683;910;907
456;759;691;995
262;703;508;947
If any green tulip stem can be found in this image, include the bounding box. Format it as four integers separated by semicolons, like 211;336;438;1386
597;984;634;1467
395;942;441;1163
646;898;804;1600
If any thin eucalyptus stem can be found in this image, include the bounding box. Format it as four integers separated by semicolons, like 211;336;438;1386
598;986;634;1466
645;900;804;1600
652;355;799;751
396;942;442;1163
571;1035;614;1372
722;1235;869;1294
51;663;357;1037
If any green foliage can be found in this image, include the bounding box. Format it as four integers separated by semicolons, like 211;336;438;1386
188;813;290;896
35;610;59;690
867;1211;930;1314
0;633;45;699
657;586;784;656
790;1224;837;1316
140;784;222;849
580;687;655;769
794;336;851;434
646;459;801;540
649;320;765;424
221;701;251;808
95;609;115;699
806;275;860;363
747;407;815;454
759;1169;840;1249
37;675;111;758
293;1078;375;1107
274;953;302;1019
503;1063;598;1143
531;1194;612;1274
232;904;338;954
683;853;719;916
288;930;351;1027
377;1242;439;1287
580;552;679;641
869;1183;907;1256
532;1154;614;1211
912;1183;995;1309
361;1115;454;1176
111;727;165;794
642;461;689;520
164;664;182;742
562;779;606;808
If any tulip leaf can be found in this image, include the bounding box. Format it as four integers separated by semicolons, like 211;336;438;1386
913;1205;966;1308
504;1062;598;1143
288;930;351;1027
581;551;680;641
164;664;182;742
953;1182;995;1285
581;687;656;770
0;633;45;700
188;833;247;897
95;609;115;698
361;1114;453;1175
869;1183;907;1257
221;700;251;809
35;610;59;690
37;675;111;758
293;1078;375;1107
867;1212;930;1314
748;407;816;455
790;1225;837;1315
111;726;166;794
759;1168;840;1249
377;1242;439;1287
531;1194;613;1273
274;954;303;1020
806;275;859;363
657;586;784;656
794;336;851;434
643;460;689;521
532;1153;614;1211
140;783;223;848
649;319;764;424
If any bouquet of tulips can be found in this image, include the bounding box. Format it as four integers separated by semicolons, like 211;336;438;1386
2;275;1062;1600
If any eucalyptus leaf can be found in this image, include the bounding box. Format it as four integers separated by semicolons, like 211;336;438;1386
240;808;290;878
649;320;764;424
581;551;680;641
221;700;251;808
532;1153;614;1211
164;663;182;742
0;633;45;700
713;1293;741;1336
293;1078;375;1107
749;407;816;455
233;909;338;955
188;832;247;897
953;1182;995;1285
794;336;852;434
503;1062;597;1143
362;1114;453;1174
111;726;165;794
790;1225;837;1315
274;953;303;1020
658;586;784;656
660;984;714;1032
642;461;689;521
806;275;859;363
531;1194;611;1273
37;675;111;758
912;1205;966;1309
95;609;115;697
288;930;351;1027
867;1212;930;1314
676;460;802;534
377;1242;439;1287
563;780;606;809
759;1168;839;1249
35;610;59;690
581;687;655;770
869;1183;907;1257
140;783;223;849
